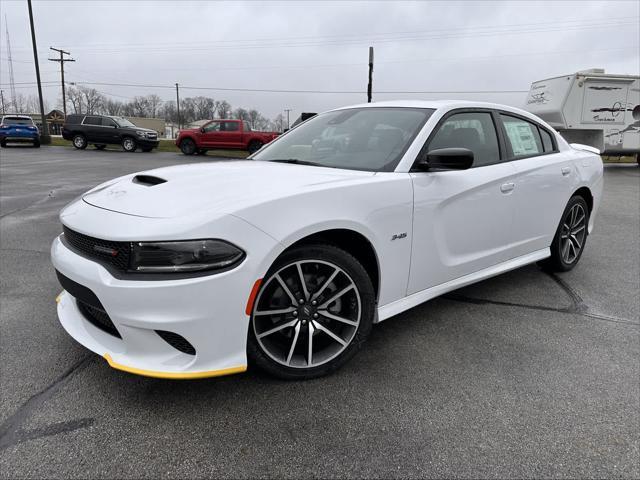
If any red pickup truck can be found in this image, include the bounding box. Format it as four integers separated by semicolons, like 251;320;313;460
176;119;279;155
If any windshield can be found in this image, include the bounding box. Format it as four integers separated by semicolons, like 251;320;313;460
2;117;34;126
252;107;434;172
112;116;136;128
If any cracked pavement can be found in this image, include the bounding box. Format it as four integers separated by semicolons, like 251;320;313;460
1;146;638;478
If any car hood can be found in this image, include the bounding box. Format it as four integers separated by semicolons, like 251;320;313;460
82;160;373;219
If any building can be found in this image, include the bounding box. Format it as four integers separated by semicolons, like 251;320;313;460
22;110;65;135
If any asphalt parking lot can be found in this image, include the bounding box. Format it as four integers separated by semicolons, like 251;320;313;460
1;145;638;479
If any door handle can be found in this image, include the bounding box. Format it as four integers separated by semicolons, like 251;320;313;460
561;166;572;176
500;182;515;194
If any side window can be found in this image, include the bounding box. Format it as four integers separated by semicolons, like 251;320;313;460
428;112;500;167
222;121;239;132
83;116;102;126
500;114;543;157
539;127;555;152
202;121;221;133
102;118;117;127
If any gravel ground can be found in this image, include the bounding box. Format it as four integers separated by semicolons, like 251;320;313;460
1;146;638;479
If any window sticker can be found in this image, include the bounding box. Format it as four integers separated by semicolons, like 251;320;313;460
505;121;539;156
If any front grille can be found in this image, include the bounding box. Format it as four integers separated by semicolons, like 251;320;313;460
156;330;196;355
77;300;122;338
146;133;158;140
63;226;131;271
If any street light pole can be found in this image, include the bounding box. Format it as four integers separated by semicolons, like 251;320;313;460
284;108;291;130
27;0;50;144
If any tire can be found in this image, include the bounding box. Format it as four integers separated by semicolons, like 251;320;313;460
180;138;196;155
122;137;137;152
247;140;263;154
33;139;40;148
72;134;87;150
141;147;153;152
248;244;375;380
539;195;589;272
0;139;6;148
95;144;107;150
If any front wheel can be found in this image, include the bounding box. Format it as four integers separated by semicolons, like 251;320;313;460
248;244;375;380
33;139;40;148
72;134;87;150
0;139;6;148
122;137;137;152
180;138;196;155
540;195;589;272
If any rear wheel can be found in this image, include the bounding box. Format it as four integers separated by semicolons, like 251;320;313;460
122;137;137;152
95;144;106;150
72;134;87;150
248;244;375;380
180;138;196;155
540;195;589;272
247;140;263;154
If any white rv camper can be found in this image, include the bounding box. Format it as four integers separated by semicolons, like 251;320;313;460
525;69;639;162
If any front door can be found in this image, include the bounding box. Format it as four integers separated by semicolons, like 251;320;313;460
408;110;519;294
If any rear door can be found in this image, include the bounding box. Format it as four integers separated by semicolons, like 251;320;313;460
81;116;104;142
499;113;575;256
408;109;519;293
218;121;242;147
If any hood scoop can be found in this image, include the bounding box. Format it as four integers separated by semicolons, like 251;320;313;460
132;174;167;186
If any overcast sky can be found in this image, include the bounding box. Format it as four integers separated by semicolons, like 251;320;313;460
1;0;638;120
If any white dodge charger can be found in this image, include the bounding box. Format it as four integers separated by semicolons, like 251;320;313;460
51;100;603;380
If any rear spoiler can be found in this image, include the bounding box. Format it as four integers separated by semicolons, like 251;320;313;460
570;143;600;155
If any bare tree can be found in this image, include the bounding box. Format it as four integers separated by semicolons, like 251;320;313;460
104;99;123;116
66;86;84;114
80;87;105;115
233;107;250;122
216;100;231;118
147;94;163;118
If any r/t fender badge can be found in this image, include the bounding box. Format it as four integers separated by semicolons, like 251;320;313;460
391;232;407;241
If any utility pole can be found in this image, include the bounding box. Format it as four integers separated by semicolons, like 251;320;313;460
175;83;181;129
48;47;75;117
367;46;374;103
27;0;50;144
0;90;5;114
284;108;291;130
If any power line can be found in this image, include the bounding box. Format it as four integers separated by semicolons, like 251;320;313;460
69;80;528;95
9;17;637;55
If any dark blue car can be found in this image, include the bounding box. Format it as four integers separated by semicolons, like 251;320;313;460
0;115;40;148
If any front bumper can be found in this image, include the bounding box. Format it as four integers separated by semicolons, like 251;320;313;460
50;212;280;379
137;138;159;148
1;134;38;142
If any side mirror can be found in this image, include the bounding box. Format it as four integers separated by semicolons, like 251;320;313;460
200;127;205;133
419;147;474;170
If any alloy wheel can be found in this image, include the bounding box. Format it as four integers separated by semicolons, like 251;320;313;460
560;203;587;264
252;260;361;368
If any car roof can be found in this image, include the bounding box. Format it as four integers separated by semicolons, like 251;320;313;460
331;99;537;119
2;115;33;119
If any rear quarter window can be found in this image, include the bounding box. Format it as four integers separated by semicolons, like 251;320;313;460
539;127;555;152
500;114;543;158
64;114;83;125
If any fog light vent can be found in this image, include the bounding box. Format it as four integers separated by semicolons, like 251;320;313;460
156;330;196;355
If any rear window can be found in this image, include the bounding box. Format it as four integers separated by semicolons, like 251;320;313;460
83;116;102;126
64;114;84;125
2;117;34;126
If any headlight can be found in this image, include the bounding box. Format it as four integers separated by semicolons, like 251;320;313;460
130;239;245;273
136;131;145;137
